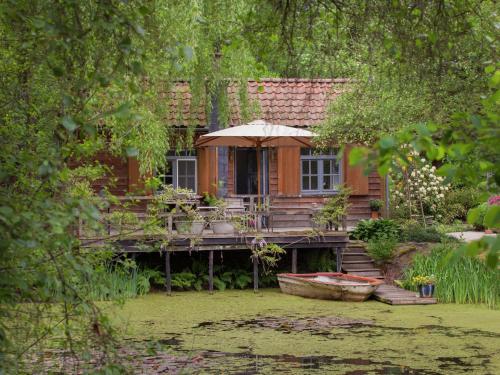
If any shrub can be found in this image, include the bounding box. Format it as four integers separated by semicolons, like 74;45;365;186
366;236;398;263
468;203;488;230
351;219;400;241
313;185;351;229
402;243;499;308
400;221;443;243
437;186;483;223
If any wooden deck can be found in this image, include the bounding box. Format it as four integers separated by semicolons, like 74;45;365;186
81;228;350;295
374;284;437;305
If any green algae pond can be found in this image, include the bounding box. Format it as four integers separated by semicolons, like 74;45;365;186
108;289;500;374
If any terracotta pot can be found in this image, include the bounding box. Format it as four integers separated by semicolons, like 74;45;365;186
485;229;493;234
371;211;379;220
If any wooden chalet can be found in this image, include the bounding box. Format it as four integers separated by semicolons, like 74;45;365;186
93;78;386;227
84;78;389;292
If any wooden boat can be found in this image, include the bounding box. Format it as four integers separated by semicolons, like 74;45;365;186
277;272;383;302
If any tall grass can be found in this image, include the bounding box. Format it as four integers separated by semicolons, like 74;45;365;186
87;263;162;301
402;243;499;308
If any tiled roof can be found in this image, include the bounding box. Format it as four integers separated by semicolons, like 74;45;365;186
167;78;349;128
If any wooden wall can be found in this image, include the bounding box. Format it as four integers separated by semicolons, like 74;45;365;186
91;152;129;195
88;144;383;224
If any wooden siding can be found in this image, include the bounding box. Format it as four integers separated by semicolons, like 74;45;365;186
277;147;301;195
92;152;129;195
343;144;369;195
197;147;218;195
87;145;383;225
269;148;278;195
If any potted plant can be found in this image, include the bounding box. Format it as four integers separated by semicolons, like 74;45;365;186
369;199;383;219
175;205;205;235
312;186;351;231
208;200;235;235
411;275;436;298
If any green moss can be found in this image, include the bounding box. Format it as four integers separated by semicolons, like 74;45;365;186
107;289;500;374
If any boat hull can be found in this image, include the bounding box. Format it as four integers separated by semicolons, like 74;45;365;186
277;272;382;302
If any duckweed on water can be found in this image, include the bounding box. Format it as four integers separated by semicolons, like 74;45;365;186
106;289;500;374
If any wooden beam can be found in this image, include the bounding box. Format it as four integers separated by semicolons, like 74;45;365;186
208;250;214;294
291;249;297;274
335;247;342;273
165;251;172;296
253;255;259;292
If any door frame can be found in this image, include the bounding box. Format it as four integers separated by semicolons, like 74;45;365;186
233;147;269;196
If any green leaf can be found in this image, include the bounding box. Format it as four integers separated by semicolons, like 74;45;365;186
491;70;500;87
62;116;77;132
484;206;500;229
134;24;145;36
379;136;395;150
183;46;194;61
428;32;437;44
485;65;495;74
349;147;367;166
466;207;480;225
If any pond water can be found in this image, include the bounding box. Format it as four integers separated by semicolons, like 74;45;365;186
108;289;500;374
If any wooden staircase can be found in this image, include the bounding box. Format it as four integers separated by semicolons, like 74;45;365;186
342;240;437;305
342;241;384;279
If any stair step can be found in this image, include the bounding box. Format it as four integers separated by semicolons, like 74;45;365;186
343;263;375;270
345;270;383;277
343;256;372;262
343;267;380;272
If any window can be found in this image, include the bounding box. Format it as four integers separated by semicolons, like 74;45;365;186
300;148;341;193
158;150;197;192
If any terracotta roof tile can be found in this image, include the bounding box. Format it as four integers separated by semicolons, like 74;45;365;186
166;78;349;128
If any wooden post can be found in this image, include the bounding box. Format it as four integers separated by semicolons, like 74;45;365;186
291;249;297;274
165;250;172;296
208;250;214;294
335;247;342;273
253;255;259;292
167;214;173;233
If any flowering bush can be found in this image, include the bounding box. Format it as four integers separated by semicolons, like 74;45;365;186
411;274;436;286
392;147;449;223
488;196;500;206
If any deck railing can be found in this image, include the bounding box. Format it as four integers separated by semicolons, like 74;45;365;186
76;195;346;240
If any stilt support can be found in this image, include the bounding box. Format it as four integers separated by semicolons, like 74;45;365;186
165;250;172;296
335;247;343;273
208;250;214;294
253;255;259;292
291;248;297;274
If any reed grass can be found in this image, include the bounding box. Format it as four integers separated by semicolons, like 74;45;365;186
402;243;499;308
87;264;161;301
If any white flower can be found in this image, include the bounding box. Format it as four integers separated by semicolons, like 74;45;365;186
421;158;426;163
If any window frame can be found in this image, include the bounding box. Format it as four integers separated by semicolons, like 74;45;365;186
300;149;341;194
159;153;197;193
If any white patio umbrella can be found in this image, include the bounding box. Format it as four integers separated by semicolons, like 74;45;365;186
196;120;316;202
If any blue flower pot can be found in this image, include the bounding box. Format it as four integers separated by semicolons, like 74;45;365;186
419;284;435;298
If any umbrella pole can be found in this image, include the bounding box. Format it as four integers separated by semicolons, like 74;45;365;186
256;143;261;207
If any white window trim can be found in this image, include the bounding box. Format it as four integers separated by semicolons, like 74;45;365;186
300;151;342;194
166;156;197;193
